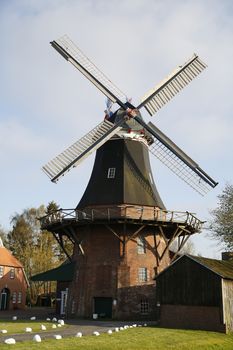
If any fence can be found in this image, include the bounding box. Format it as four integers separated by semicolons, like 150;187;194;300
40;205;203;232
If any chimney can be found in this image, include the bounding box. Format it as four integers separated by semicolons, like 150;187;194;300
222;252;233;261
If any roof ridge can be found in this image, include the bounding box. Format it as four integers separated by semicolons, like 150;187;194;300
186;254;233;279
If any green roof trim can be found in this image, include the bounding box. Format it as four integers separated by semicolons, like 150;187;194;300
31;261;75;282
189;255;233;280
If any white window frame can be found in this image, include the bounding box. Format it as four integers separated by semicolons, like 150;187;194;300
17;292;22;304
137;236;146;254
10;268;15;279
12;292;17;304
138;267;148;282
140;299;149;314
0;266;4;278
107;167;116;179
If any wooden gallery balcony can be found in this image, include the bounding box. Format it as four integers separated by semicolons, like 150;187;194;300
40;205;203;236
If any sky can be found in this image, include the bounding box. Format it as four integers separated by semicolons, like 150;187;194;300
1;0;233;258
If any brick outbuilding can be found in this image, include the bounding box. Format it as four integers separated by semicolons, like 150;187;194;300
0;239;29;310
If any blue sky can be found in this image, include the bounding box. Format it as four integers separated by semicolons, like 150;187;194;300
1;0;233;258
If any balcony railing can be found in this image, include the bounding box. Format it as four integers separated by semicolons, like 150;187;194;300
40;205;203;232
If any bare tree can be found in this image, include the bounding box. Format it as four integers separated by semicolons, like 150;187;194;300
210;183;233;250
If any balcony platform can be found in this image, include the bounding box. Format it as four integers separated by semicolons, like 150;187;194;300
40;205;203;236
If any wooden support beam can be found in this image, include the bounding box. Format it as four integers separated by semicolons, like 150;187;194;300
178;233;186;249
105;225;124;242
171;230;191;262
69;226;85;255
125;225;146;244
153;231;160;266
159;226;181;261
177;225;192;234
63;227;75;244
158;225;168;244
52;232;72;262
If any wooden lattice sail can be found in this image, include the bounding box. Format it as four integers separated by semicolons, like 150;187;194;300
43;34;217;195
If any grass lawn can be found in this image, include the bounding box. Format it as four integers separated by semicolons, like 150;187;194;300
1;326;233;349
0;320;67;334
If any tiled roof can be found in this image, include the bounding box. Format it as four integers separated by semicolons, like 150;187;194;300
188;255;233;280
0;247;23;268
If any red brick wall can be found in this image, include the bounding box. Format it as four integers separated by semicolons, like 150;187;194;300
67;223;170;319
0;266;27;310
159;304;226;332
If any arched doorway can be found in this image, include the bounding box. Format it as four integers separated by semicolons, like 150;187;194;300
0;288;10;310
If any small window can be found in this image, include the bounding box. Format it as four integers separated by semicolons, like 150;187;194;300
137;236;146;254
0;266;4;278
140;299;149;314
18;292;22;304
10;268;15;279
107;168;116;178
138;267;148;282
12;292;17;304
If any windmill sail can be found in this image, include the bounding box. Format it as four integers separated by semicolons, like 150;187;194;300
51;35;127;107
133;118;218;195
137;55;207;116
42;120;123;182
46;35;217;194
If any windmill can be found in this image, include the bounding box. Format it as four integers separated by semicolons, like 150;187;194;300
40;35;218;319
43;35;217;195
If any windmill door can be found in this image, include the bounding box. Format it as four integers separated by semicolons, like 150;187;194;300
94;297;112;318
0;288;10;310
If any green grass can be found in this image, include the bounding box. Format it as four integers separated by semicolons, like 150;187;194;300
0;320;67;334
1;326;233;349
